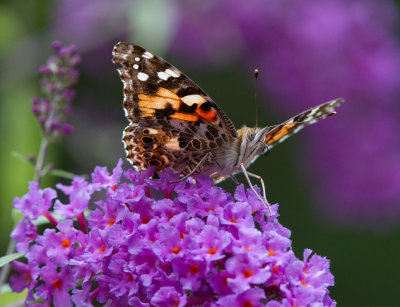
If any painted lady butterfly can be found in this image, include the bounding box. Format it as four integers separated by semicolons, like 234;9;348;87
112;42;343;203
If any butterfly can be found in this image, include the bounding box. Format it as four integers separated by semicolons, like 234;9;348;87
112;42;343;204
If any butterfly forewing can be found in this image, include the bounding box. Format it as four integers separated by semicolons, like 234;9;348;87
112;42;237;136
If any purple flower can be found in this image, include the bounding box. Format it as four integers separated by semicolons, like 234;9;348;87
35;265;75;307
9;261;40;302
151;286;187;307
32;41;80;137
91;159;123;190
217;288;266;307
10;162;335;306
42;221;85;266
54;177;91;219
225;254;271;293
13;182;56;219
11;219;38;253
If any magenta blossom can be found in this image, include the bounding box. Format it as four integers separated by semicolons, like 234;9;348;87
10;160;335;306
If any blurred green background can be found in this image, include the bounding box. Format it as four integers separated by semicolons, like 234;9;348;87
1;0;400;305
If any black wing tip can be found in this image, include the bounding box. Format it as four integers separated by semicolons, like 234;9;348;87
112;42;148;64
112;41;128;54
113;41;132;49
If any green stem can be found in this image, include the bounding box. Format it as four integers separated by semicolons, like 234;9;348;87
49;169;83;180
0;240;16;288
33;137;49;184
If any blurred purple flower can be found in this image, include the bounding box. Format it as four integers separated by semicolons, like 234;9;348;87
173;0;400;225
32;41;80;137
10;161;335;306
53;1;128;48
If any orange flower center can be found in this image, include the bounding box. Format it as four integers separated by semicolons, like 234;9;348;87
97;243;106;253
243;268;254;278
171;245;180;254
52;279;62;289
268;247;277;256
207;246;217;255
61;239;70;248
107;217;115;226
189;264;199;274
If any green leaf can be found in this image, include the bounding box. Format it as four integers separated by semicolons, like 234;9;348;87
0;285;26;306
0;253;24;268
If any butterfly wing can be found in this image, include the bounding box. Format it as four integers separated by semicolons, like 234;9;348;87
112;42;236;175
263;98;344;151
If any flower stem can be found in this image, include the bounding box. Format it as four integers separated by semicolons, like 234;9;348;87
33;137;49;184
0;240;16;288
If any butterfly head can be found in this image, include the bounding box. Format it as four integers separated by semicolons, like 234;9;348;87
237;126;271;167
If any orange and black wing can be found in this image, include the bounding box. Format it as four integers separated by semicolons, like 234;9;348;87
112;42;237;137
112;42;236;174
263;98;344;151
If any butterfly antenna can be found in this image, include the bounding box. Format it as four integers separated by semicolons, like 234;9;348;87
254;68;259;128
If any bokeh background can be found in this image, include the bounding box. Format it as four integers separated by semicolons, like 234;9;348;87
1;0;400;305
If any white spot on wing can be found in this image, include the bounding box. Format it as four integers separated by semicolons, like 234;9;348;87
135;57;140;61
293;126;303;133
137;72;149;81
133;64;139;70
279;135;289;143
142;51;154;59
158;71;170;81
146;128;159;134
181;94;206;106
165;68;180;78
165;138;181;151
308;108;318;116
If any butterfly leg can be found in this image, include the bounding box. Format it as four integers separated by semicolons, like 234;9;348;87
207;154;240;185
229;174;240;185
170;152;213;183
245;171;267;201
240;163;272;216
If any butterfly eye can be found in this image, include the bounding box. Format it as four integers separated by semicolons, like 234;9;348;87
246;132;255;141
262;145;271;156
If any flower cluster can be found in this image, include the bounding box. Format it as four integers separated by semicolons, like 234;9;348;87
10;161;335;306
32;41;81;137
